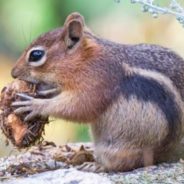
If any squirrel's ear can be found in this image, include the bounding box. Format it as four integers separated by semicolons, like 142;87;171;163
64;12;85;26
63;12;85;49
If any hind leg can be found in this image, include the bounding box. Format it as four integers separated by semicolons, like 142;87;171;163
77;145;154;172
95;146;145;172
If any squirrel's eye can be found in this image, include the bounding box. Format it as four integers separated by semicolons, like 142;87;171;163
29;50;45;62
27;47;46;67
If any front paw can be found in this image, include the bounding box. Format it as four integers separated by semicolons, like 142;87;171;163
11;93;46;122
37;87;60;97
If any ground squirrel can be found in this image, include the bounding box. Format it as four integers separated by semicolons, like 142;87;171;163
11;12;184;172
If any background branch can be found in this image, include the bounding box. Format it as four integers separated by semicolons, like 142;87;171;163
127;0;184;25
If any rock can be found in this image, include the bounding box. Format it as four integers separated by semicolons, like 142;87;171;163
4;169;112;184
0;143;184;184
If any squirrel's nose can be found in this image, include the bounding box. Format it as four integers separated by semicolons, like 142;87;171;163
11;67;19;79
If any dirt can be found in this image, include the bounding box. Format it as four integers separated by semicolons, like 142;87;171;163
0;142;94;180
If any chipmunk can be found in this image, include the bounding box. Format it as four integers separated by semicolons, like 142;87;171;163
11;12;184;172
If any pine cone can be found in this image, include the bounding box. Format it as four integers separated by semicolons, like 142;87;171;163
0;80;49;148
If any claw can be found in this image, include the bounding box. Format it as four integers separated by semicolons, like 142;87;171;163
12;101;31;107
24;112;40;122
14;107;31;115
37;88;60;96
76;162;105;173
16;93;34;100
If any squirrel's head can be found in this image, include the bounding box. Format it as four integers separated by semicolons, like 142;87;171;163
11;12;101;89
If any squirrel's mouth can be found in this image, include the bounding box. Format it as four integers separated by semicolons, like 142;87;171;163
17;77;39;85
20;77;56;89
21;78;61;98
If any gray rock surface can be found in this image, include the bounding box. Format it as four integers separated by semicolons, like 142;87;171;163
0;143;184;184
3;168;112;184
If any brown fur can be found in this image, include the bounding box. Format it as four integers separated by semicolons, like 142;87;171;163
11;12;184;172
91;67;184;171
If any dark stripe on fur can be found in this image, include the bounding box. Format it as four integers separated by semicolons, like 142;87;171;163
121;74;181;143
